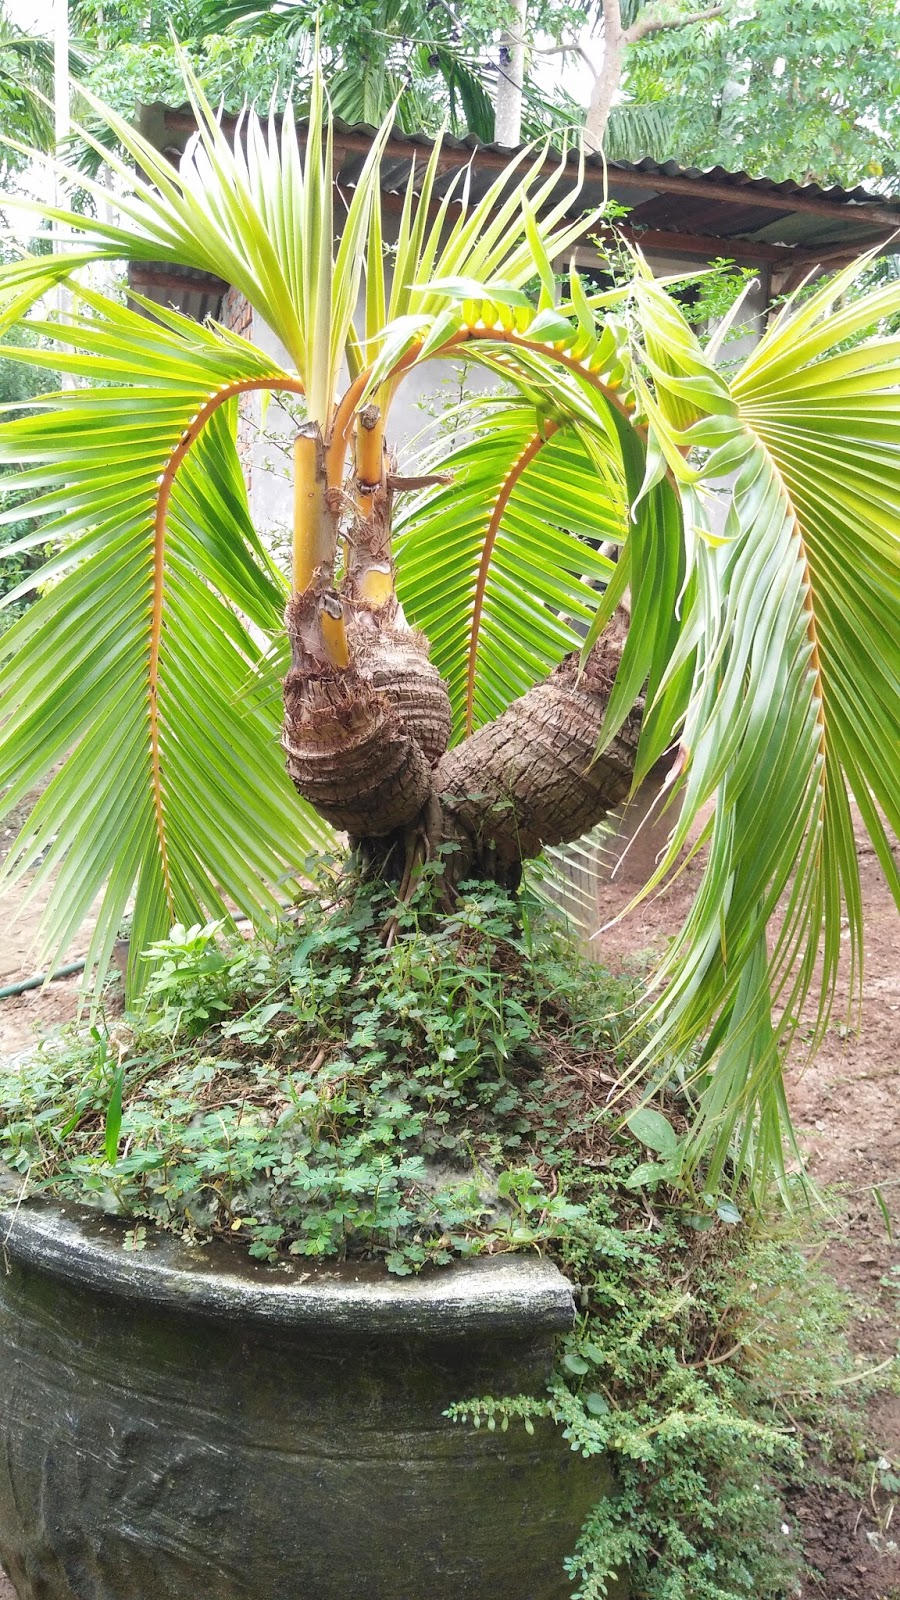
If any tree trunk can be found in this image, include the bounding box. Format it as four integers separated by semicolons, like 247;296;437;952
435;618;640;885
283;599;640;888
282;407;641;890
282;604;448;838
583;2;728;151
494;0;527;146
584;6;626;152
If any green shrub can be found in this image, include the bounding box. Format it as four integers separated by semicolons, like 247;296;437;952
0;868;638;1269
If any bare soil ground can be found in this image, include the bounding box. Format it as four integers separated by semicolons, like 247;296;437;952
0;789;95;1059
0;801;897;1600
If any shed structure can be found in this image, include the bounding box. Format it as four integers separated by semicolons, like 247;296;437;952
133;103;900;315
129;105;900;541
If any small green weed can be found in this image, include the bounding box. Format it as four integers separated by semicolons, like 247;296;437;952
451;1196;883;1600
0;873;635;1270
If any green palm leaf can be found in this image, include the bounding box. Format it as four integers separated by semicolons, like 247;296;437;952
4;58;598;428
383;255;900;1191
0;290;331;993
394;404;623;739
617;267;900;1189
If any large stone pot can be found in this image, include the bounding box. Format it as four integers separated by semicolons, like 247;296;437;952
0;1199;621;1600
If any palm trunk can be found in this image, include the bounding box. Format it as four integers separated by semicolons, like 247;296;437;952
282;414;640;877
282;609;438;839
434;619;640;885
283;600;639;877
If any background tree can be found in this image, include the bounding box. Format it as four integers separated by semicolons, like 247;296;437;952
72;0;535;139
0;4;88;172
620;0;900;183
544;0;726;150
66;0;702;157
27;0;900;183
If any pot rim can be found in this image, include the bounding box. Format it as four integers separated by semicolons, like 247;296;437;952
0;1196;576;1336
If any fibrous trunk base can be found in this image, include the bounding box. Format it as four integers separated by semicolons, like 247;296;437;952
284;601;642;888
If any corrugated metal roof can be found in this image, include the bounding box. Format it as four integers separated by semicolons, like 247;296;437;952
329;119;896;211
131;105;900;321
314;116;900;255
152;103;900;218
601;153;890;208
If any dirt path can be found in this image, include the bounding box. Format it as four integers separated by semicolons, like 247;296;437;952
0;886;89;1053
0;804;897;1600
0;789;95;1059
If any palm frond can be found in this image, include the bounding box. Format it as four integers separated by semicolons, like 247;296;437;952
394;404;623;739
384;253;900;1192
605;100;678;162
619;265;900;1190
0;252;106;336
529;818;622;937
3;55;389;411
6;68;600;428
0;15;90;157
0;290;332;994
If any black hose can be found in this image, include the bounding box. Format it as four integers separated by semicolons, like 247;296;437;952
0;958;87;1000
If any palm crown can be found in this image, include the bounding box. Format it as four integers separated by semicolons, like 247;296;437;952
2;63;899;1192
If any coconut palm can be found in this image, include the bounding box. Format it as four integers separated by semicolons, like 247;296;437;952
2;64;900;1190
0;7;93;171
0;10;60;161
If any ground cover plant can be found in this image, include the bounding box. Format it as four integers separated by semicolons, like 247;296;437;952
0;880;884;1600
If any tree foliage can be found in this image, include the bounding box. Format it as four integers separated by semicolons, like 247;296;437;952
623;0;900;184
74;0;565;139
57;0;900;186
0;4;91;170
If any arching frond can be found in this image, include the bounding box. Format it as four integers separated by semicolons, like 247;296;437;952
5;60;600;427
605;99;678;162
394;405;623;739
622;267;900;1187
387;254;900;1191
0;290;331;994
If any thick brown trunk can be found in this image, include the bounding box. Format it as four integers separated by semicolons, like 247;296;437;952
283;600;641;881
282;403;640;874
434;621;641;885
282;602;450;837
355;625;451;768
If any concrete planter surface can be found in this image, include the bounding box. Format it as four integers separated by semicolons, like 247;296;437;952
0;1199;622;1600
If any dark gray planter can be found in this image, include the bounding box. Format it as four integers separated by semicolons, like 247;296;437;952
0;1199;623;1600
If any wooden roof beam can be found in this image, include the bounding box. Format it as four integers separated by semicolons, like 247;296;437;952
595;225;789;263
329;130;900;230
